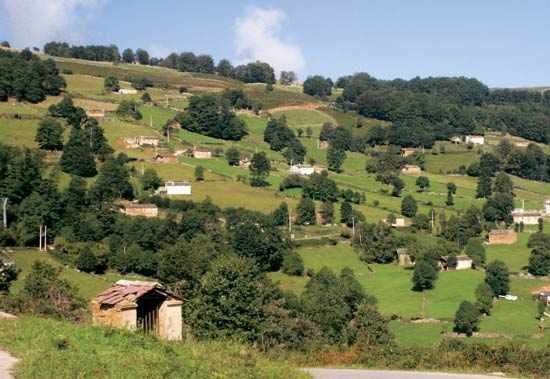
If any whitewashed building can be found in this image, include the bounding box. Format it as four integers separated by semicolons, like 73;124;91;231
118;88;138;95
166;181;191;195
465;135;485;145
290;165;316;175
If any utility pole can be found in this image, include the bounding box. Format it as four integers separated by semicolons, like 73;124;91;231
288;212;292;234
352;216;355;236
150;115;153;128
39;225;47;252
431;209;435;231
2;198;7;228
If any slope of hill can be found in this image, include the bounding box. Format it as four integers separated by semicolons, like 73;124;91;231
0;317;309;379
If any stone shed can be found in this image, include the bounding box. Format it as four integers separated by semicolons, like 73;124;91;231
92;280;184;341
123;203;158;217
488;229;517;244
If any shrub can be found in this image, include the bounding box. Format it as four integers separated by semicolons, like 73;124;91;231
282;251;304;276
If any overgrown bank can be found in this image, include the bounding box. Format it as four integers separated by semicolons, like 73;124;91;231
292;340;550;379
0;317;310;379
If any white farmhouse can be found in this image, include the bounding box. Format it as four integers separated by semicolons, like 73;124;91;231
166;181;191;195
290;165;315;176
118;88;138;95
465;135;485;145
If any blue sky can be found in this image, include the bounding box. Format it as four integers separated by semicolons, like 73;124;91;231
1;0;549;88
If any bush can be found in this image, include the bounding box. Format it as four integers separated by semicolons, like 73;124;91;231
281;251;304;276
454;300;480;335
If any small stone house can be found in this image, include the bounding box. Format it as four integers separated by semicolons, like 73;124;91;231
401;165;421;175
238;160;251;168
118;88;138;95
192;148;212;159
319;140;330;150
511;209;543;225
92;280;184;341
166;181;191;195
396;248;413;266
136;136;159;146
402;148;416;157
154;154;178;164
465;135;485;145
488;229;517;244
86;109;105;118
514;140;529;148
439;255;472;271
124;204;158;218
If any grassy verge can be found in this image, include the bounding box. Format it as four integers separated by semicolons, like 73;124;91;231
0;317;309;379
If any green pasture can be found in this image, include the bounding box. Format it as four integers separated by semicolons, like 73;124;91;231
0;102;44;115
137;105;177;129
271;109;333;131
8;249;110;300
171;178;297;213
479;278;548;335
0;119;41;147
485;233;531;273
389;321;447;347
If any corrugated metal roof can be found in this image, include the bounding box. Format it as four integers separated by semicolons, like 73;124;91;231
93;280;183;305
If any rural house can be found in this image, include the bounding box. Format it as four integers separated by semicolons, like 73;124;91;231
118;88;138;95
465;135;485;145
86;109;105;118
154;154;178;164
401;165;421;175
511;209;543;225
396;248;413;266
166;181;191;195
514;140;529;148
318;140;330;150
92;280;184;341
0;255;14;272
532;285;550;305
123;203;158;218
401;148;416;157
290;164;315;175
439;255;473;270
192;148;212;159
136;136;159;146
488;229;517;244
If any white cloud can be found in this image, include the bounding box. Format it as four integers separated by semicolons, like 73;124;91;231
1;0;104;48
147;45;171;59
234;6;305;75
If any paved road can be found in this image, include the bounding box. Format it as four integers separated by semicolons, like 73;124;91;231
0;350;18;379
303;368;514;379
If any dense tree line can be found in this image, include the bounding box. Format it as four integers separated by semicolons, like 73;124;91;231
0;49;66;103
466;142;550;183
44;41;121;62
336;72;550;146
263;116;306;163
173;94;247;141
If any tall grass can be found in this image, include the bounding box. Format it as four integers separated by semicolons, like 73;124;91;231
0;317;310;379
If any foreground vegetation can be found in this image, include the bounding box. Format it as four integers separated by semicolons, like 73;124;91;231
0;317;309;379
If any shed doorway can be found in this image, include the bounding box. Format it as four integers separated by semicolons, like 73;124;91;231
136;292;165;334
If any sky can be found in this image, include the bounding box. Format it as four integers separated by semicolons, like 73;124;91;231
0;0;549;88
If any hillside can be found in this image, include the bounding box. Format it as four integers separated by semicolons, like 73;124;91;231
1;49;550;376
0;317;309;379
